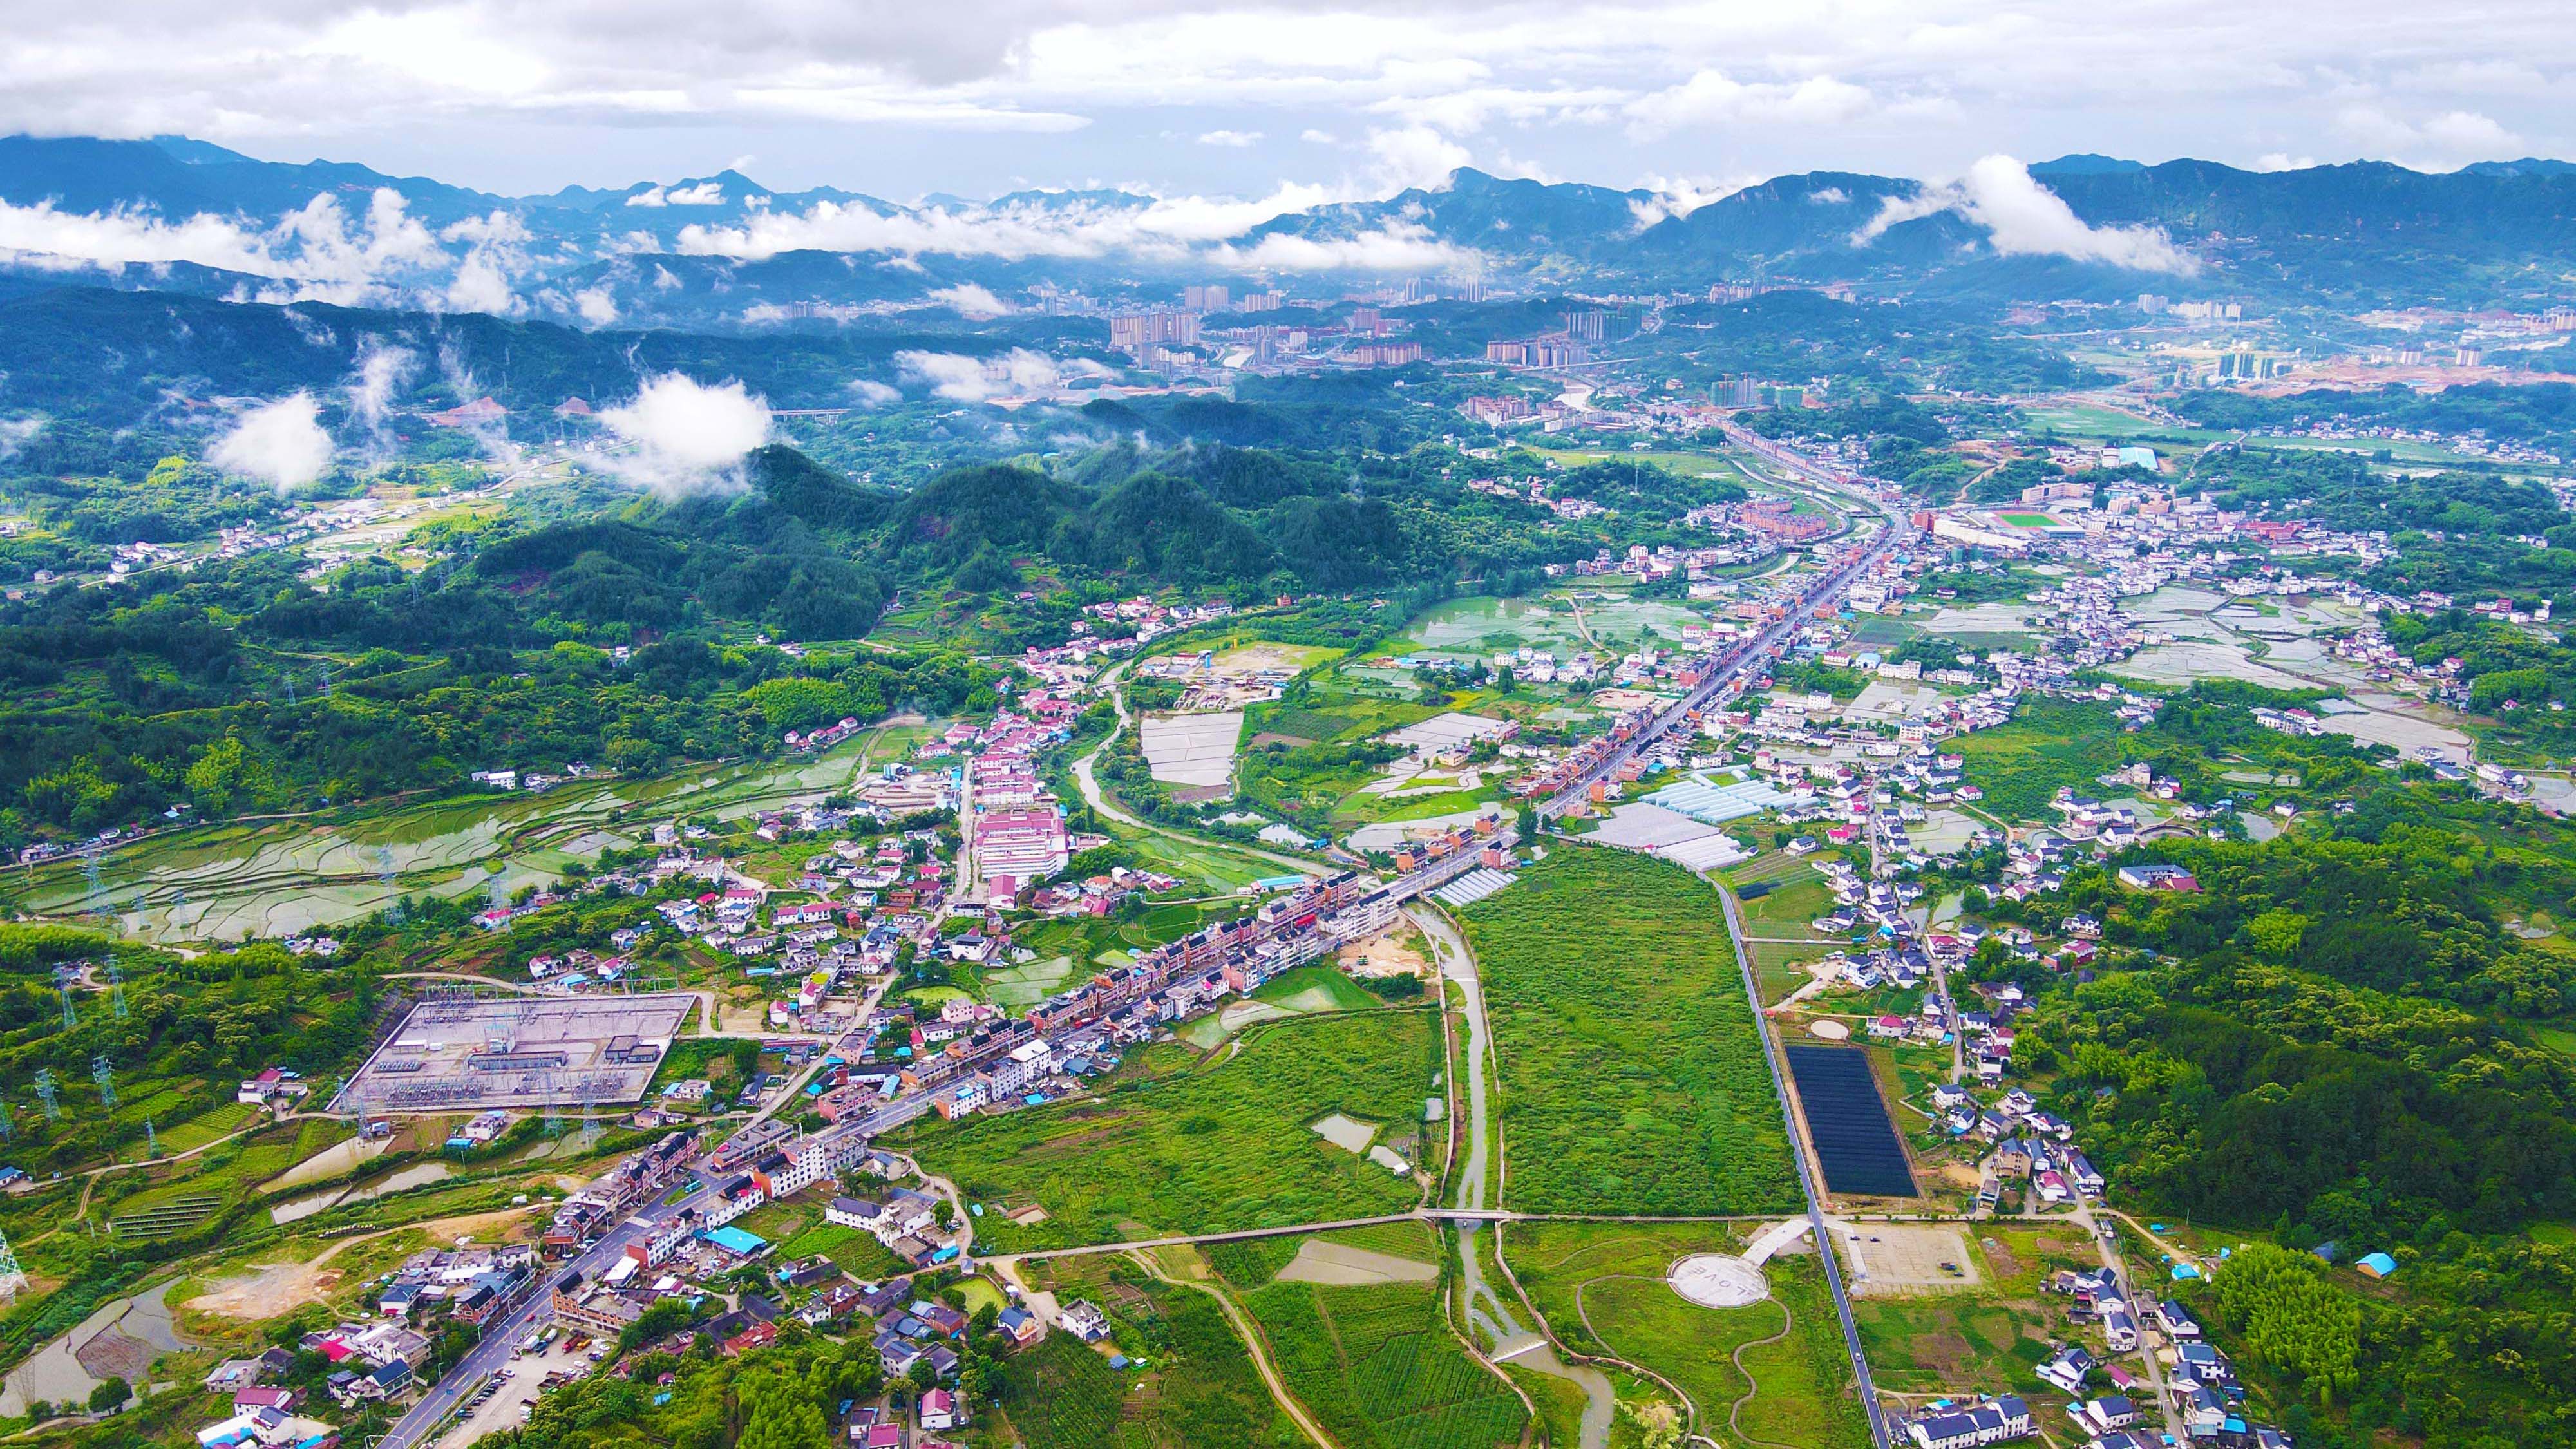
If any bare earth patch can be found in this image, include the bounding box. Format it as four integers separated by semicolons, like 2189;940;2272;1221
185;1260;346;1322
1843;1222;1981;1296
1276;1239;1439;1286
1337;930;1427;979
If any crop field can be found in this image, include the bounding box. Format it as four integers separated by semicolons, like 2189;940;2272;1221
1949;696;2128;823
1251;964;1385;1013
1454;846;1800;1216
779;1220;910;1279
1034;1251;1307;1448
913;1010;1437;1249
1242;1260;1527;1449
154;1101;261;1154
998;1333;1132;1449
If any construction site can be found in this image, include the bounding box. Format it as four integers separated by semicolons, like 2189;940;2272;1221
335;994;694;1114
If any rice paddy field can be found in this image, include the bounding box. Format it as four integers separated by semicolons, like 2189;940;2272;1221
3;719;938;944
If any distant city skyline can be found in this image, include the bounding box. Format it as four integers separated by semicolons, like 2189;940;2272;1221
3;0;2568;205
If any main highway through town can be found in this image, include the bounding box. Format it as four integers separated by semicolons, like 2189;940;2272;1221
1537;435;1917;821
1537;439;1915;1449
384;437;1913;1449
375;1082;924;1449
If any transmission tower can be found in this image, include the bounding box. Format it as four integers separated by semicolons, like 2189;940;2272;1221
91;1056;115;1110
577;1075;601;1151
377;848;404;924
541;1066;563;1138
82;852;104;918
317;664;332;699
57;984;76;1032
33;1071;57;1121
108;963;128;1021
0;1229;28;1296
144;1119;160;1159
0;1103;14;1143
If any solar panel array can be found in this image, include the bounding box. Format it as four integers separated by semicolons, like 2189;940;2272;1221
1785;1044;1919;1197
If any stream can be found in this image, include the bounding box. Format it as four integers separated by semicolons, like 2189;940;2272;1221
1411;905;1616;1449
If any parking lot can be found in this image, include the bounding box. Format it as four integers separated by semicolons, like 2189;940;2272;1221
435;1336;597;1448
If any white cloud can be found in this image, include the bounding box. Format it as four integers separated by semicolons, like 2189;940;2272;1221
1853;155;2199;274
675;178;1355;265
627;181;728;207
1627;174;1750;227
3;0;2573;204
596;373;770;493
1214;222;1478;274
344;340;414;436
925;281;1010;318
1198;129;1262;147
573;285;620;325
2334;105;2523;167
2254;153;2318;172
0;416;44;460
847;379;901;407
1625;71;1875;138
895;348;1108;401
1367;126;1472;192
1299;129;1338;145
209;393;334;492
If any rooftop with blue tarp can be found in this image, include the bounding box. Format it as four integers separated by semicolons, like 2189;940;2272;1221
701;1225;768;1255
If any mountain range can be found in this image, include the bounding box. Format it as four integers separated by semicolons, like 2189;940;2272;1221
3;135;2575;328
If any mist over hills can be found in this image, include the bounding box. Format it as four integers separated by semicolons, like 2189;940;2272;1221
3;135;2575;330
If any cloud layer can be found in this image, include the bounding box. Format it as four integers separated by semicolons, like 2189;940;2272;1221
1854;155;2199;274
0;0;2561;202
896;348;1111;401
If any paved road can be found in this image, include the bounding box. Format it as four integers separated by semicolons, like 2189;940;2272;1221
1537;460;1912;822
377;1079;923;1449
1716;882;1893;1449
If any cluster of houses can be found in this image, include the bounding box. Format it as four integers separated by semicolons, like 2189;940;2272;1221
1908;1293;2283;1449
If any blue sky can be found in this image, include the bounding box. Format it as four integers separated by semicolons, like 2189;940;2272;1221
5;0;2568;201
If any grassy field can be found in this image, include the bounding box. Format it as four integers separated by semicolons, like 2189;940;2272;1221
1504;1220;1868;1449
913;1010;1438;1249
1454;846;1800;1216
1251;964;1386;1013
1950;696;2129;823
778;1218;910;1280
1236;1231;1528;1449
1850;1222;2099;1403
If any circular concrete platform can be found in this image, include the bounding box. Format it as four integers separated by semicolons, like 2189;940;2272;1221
1808;1018;1852;1040
1668;1253;1770;1308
